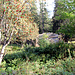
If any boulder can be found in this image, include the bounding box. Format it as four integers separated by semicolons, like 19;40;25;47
37;33;62;44
25;33;62;47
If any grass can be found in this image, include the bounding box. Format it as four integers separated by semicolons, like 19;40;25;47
68;41;75;45
0;42;75;75
0;44;22;54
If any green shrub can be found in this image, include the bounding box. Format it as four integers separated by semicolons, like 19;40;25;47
1;58;75;75
38;39;50;47
1;42;75;75
24;41;74;62
38;33;50;47
3;41;74;64
1;45;75;75
44;41;74;59
61;58;75;72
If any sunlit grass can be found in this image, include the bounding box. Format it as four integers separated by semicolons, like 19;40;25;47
68;41;75;44
0;44;22;54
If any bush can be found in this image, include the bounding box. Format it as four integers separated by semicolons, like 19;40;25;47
1;58;75;75
24;41;74;62
1;42;75;75
38;38;50;47
44;41;74;59
38;33;50;47
3;41;74;64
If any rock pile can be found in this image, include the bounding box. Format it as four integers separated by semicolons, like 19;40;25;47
38;33;62;44
25;33;62;47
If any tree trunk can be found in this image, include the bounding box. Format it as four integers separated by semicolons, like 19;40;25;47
0;29;1;45
0;45;6;64
0;30;13;65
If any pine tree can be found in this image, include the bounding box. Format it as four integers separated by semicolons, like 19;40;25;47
32;1;52;33
52;0;63;33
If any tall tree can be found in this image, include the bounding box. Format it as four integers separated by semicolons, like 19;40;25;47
53;0;75;41
32;1;52;34
0;0;39;64
52;0;63;33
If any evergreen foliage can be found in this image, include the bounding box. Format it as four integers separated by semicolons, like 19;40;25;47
52;0;75;41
